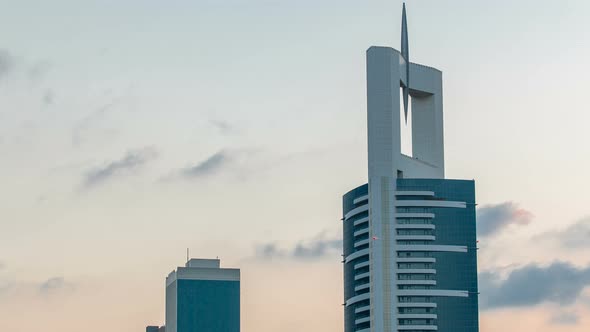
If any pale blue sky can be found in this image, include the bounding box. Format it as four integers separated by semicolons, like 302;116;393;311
1;1;590;331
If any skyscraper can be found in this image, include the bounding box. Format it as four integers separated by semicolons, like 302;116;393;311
165;258;240;332
342;4;479;332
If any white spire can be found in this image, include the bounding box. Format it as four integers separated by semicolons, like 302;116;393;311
401;2;410;123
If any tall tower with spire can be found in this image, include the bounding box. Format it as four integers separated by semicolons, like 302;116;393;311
341;4;479;332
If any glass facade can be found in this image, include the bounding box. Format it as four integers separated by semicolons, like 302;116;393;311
168;279;240;332
343;184;370;332
397;179;478;332
342;179;479;332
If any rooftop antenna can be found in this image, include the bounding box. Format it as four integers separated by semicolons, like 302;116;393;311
186;248;189;263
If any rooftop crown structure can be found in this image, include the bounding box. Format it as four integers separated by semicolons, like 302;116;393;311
369;3;445;180
341;4;479;332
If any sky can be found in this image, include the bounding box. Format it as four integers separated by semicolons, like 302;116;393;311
1;0;590;331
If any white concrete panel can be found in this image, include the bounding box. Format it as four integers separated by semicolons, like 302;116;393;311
395;191;435;196
395;257;436;263
355;316;371;325
345;293;370;307
355;305;371;314
396;269;436;274
395;200;466;208
397;303;437;308
355;283;370;292
396;245;468;253
397;314;437;319
355;261;370;269
353;195;369;204
355;239;370;248
397;289;469;297
395;224;435;229
344;204;369;220
355;272;371;281
353;217;370;227
397;325;438;331
396;280;437;286
395;213;435;219
345;249;370;263
354;228;369;237
396;235;436;241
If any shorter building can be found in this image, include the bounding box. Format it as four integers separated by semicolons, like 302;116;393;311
166;258;240;332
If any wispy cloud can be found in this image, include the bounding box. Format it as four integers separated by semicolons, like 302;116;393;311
0;49;16;79
0;281;12;295
0;49;51;83
210;119;235;135
477;202;533;237
27;60;52;81
42;90;54;106
39;277;74;294
0;273;74;298
83;147;158;188
535;217;590;249
255;233;341;260
165;148;264;182
0;263;11;296
479;261;590;309
180;150;229;178
550;311;580;326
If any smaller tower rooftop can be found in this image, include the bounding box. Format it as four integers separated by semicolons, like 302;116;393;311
186;258;220;269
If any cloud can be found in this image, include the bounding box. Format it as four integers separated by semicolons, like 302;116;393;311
256;243;285;258
479;261;590;309
165;148;263;182
256;233;341;260
0;262;72;297
210;119;235;135
0;263;10;295
477;202;533;237
535;217;590;249
0;50;50;83
27;60;52;81
550;311;580;325
180;150;230;178
43;90;54;106
0;274;75;298
38;277;74;295
0;49;16;79
83;147;157;188
0;281;12;295
293;239;341;259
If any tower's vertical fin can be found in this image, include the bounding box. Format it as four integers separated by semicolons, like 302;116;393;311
401;3;410;123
